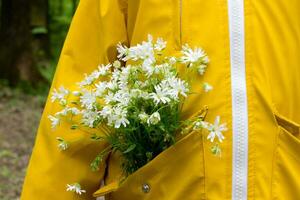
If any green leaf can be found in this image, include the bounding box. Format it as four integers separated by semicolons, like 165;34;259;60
70;101;79;105
56;137;64;142
70;124;78;130
123;144;136;154
90;154;104;171
31;26;48;34
90;133;103;141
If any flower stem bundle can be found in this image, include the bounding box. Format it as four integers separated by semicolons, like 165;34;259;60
48;35;227;194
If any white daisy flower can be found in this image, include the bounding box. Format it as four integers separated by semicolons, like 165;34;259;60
130;43;154;61
117;66;132;88
114;90;131;106
51;86;69;103
68;107;81;115
202;55;210;64
90;70;101;80
181;44;206;64
72;91;81;96
99;105;113;119
203;82;213;92
153;63;167;75
117;43;130;61
48;115;60;129
197;64;207;75
147;112;161;125
106;80;119;91
81;110;100;128
66;183;86;195
80;90;97;110
56;137;68;151
126;35;155;61
113;60;121;69
193;120;209;130
78;73;97;87
142;58;155;77
138;112;149;123
147;34;153;42
111;106;130;128
149;85;171;105
95;81;107;97
104;91;116;104
169;56;177;65
130;89;143;98
54;108;68;117
166;77;189;98
55;107;80;117
206;116;227;142
98;64;112;76
111;68;121;82
154;37;167;51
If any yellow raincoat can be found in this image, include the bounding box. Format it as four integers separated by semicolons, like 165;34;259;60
21;0;300;199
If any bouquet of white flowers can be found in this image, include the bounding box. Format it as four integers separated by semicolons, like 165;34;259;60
48;35;227;195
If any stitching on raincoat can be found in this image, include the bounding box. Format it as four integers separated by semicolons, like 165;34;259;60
275;115;300;136
167;0;173;52
171;0;181;50
216;0;232;198
278;128;300;161
200;130;206;200
244;0;256;198
270;125;281;200
271;126;300;200
270;116;300;198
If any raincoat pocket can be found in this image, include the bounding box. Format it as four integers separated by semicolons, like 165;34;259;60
271;112;300;200
93;128;205;200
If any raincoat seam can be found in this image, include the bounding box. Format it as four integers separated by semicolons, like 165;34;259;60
96;0;105;62
244;0;256;199
270;125;281;200
278;129;300;161
171;0;182;50
279;144;300;162
128;2;143;46
201;131;207;200
96;1;114;192
183;2;191;44
270;126;300;200
167;1;173;52
216;0;233;199
171;0;177;50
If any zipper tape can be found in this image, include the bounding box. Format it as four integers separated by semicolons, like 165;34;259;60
227;0;249;199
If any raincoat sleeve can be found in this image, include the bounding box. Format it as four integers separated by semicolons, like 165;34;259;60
21;0;128;199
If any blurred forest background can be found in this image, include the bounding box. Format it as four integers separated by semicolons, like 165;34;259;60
0;0;79;199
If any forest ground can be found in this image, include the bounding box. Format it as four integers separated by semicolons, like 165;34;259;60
0;87;45;200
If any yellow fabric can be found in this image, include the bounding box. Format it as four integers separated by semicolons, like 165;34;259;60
100;129;205;199
21;0;300;199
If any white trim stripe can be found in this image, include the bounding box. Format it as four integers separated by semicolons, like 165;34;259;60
227;0;249;200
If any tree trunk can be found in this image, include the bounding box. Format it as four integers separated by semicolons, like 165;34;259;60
0;0;46;86
31;0;50;63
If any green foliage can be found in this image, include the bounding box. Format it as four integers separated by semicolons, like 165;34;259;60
105;100;181;176
90;133;104;141
48;35;213;181
31;26;48;35
37;61;57;84
90;147;111;171
49;0;79;60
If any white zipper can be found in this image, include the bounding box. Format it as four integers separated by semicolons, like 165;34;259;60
227;0;248;200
